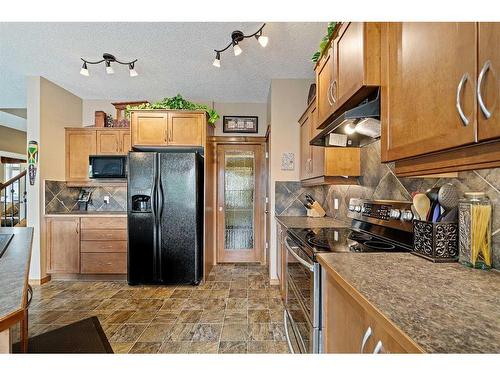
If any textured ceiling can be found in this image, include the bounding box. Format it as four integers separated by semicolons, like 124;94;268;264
0;22;327;107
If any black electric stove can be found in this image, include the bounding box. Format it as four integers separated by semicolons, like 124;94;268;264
286;198;415;261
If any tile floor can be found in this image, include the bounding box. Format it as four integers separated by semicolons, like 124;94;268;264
26;264;289;354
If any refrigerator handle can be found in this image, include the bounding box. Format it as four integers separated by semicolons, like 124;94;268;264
158;178;165;220
151;157;157;221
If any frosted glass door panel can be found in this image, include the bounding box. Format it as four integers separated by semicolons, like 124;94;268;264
224;151;255;250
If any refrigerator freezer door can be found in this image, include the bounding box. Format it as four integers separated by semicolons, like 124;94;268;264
127;152;158;284
158;152;203;284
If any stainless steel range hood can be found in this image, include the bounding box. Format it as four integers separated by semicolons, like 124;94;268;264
310;89;380;147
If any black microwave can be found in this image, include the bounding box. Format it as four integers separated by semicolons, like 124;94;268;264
89;155;127;179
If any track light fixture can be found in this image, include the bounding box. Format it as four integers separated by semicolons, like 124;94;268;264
213;23;268;67
80;53;138;77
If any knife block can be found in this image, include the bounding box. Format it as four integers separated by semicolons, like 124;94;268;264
306;202;326;217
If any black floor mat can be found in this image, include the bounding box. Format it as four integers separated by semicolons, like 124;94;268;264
13;317;113;354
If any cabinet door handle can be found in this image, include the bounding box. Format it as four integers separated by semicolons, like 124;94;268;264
477;60;493;119
164;129;168;143
373;340;384;354
326;81;334;106
360;326;372;353
456;72;470;126
331;80;337;104
75;222;79;234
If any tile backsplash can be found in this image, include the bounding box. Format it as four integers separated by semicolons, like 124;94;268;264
45;180;127;213
275;140;500;269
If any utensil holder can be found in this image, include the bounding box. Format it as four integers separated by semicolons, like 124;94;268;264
412;220;459;262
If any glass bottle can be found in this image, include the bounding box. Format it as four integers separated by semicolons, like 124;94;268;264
458;192;492;270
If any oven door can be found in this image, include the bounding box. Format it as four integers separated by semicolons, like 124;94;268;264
284;236;320;353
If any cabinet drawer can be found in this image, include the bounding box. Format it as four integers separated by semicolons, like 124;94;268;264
80;253;127;274
81;229;127;241
81;217;127;230
81;240;127;253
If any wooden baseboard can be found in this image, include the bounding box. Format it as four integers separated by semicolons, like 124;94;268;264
49;274;127;281
29;275;51;286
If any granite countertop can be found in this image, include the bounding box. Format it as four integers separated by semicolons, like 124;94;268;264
275;216;348;229
0;227;33;323
317;252;500;353
45;211;126;217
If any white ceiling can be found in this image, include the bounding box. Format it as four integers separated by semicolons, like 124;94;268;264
0;22;327;107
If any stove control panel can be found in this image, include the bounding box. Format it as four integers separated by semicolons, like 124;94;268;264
348;198;414;232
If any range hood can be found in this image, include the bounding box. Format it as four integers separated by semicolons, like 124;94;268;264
310;89;380;147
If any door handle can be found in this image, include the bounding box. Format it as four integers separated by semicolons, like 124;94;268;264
331;80;337;103
283;310;295;354
373;340;384;354
477;60;493;119
456;72;470;126
360;326;372;353
219;206;223;212
285;237;314;272
326;81;333;106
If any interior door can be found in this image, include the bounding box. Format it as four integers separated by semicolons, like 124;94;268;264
382;22;477;162
217;144;265;263
478;22;500;141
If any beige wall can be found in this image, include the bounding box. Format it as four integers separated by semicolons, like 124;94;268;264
213;102;268;137
82;99;268;136
0;125;26;155
268;79;313;280
27;77;82;281
0;125;27;182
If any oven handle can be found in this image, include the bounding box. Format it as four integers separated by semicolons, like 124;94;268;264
283;310;295;354
285;237;314;272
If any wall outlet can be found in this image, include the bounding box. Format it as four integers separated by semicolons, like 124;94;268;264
334;198;339;210
104;195;110;204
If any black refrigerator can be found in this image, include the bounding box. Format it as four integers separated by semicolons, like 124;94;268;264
127;148;203;285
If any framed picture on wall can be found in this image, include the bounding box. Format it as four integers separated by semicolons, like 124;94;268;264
223;116;258;133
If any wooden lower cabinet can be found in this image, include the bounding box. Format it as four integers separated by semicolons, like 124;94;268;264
80;253;127;274
321;264;423;353
46;216;127;275
46;217;80;273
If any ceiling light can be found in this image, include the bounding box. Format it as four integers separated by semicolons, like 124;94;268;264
212;23;267;67
256;33;269;48
129;63;138;77
233;42;242;56
212;52;221;68
80;61;89;76
80;53;138;77
105;61;114;75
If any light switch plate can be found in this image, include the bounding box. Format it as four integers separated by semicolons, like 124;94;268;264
104;195;110;204
334;198;339;210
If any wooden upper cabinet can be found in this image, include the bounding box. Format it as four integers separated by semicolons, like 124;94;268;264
299;105;313;180
477;23;500;141
168;112;204;146
120;129;131;153
65;129;96;182
316;47;335;126
96;130;120;154
131;111;169;147
46;217;80;273
299;100;360;185
332;22;380;111
130;110;206;148
381;23;477;162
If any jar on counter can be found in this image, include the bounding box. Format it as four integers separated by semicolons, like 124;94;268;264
458;192;492;270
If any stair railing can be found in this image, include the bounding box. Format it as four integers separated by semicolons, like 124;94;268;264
0;170;27;227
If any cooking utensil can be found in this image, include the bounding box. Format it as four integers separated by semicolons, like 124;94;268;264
305;194;315;205
437;183;459;221
440;206;458;222
432;202;441;222
413;193;430;221
411;205;420;220
425;187;440;221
